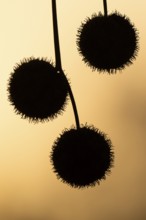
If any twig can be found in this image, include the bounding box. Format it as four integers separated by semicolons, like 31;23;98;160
103;0;108;17
51;0;80;129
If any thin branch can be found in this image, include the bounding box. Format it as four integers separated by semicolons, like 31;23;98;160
51;0;80;129
52;0;62;70
103;0;108;17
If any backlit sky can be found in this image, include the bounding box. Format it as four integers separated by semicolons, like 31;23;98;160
0;0;146;219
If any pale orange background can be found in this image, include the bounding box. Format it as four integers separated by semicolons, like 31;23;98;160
0;0;146;219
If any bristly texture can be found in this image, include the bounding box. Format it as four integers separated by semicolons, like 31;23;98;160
50;125;114;188
77;12;139;73
7;57;69;122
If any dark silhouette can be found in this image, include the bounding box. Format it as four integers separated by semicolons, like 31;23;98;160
8;57;69;122
6;0;132;189
77;11;139;73
50;125;114;188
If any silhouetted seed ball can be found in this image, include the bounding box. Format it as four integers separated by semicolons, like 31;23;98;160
50;125;114;188
77;12;139;73
8;58;69;122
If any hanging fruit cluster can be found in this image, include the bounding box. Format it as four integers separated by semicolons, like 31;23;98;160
7;0;139;188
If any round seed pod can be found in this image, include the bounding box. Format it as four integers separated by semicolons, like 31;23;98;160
50;125;114;188
8;57;69;122
77;12;139;73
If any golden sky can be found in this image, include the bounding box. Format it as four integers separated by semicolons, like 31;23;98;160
0;0;146;219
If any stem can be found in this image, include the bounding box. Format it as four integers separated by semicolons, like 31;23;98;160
103;0;108;17
52;0;62;70
61;70;80;130
51;0;80;129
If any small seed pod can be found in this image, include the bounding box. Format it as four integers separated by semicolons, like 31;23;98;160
77;12;139;73
50;125;114;188
8;57;69;122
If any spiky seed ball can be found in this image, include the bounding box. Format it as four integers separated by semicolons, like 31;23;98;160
77;12;139;73
50;125;114;188
8;57;69;122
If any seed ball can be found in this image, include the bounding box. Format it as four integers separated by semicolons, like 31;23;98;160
77;12;139;73
50;125;114;188
8;57;69;122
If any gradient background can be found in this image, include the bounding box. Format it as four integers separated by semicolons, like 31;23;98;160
0;0;146;219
